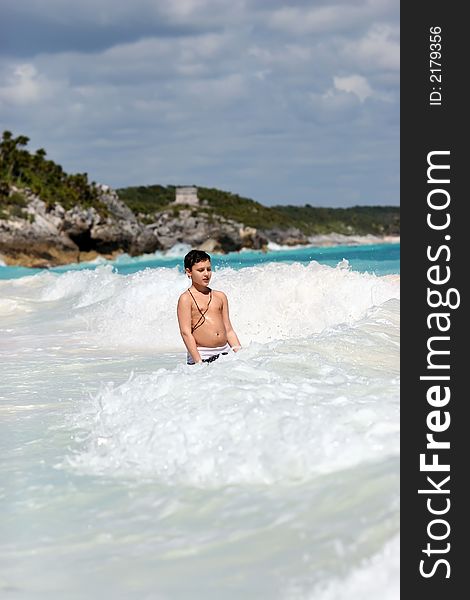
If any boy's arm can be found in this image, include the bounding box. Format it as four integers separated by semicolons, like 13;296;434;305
177;294;202;363
220;292;241;351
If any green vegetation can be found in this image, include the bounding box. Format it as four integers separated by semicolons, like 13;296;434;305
116;183;399;235
0;131;400;236
0;183;28;220
198;187;298;229
273;204;400;235
0;130;104;214
116;184;298;229
115;184;176;214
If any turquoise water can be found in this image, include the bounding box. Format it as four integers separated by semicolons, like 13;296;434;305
0;242;399;279
0;242;400;598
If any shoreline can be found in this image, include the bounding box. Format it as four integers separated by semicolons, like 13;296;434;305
305;233;400;247
0;235;400;269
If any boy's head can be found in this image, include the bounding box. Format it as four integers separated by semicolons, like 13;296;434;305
184;250;212;286
184;249;211;271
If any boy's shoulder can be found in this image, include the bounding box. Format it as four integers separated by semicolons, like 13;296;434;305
211;289;227;301
178;289;191;302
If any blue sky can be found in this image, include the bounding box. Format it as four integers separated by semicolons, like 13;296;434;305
0;0;399;207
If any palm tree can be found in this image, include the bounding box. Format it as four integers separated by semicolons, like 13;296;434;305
0;131;30;181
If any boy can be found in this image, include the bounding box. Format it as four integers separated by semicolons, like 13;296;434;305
177;249;241;364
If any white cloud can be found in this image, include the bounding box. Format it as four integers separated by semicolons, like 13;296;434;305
267;0;397;35
184;73;247;105
345;24;399;71
248;44;312;69
333;74;373;102
0;64;53;105
269;5;360;35
0;0;399;207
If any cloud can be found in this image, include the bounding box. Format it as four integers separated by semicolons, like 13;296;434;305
0;0;399;207
0;63;59;105
333;74;374;102
344;24;399;71
267;0;397;35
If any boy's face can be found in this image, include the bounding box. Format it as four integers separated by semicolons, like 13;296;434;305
186;259;212;287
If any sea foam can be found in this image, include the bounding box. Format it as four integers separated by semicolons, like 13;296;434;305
0;260;399;352
284;535;400;600
3;256;400;596
66;299;399;486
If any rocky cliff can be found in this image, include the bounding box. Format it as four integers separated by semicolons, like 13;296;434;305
0;184;294;267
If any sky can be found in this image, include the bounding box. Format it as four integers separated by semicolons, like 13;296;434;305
0;0;399;207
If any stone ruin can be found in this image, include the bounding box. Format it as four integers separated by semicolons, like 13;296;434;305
174;186;199;206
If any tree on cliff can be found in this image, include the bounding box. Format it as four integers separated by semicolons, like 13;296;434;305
0;130;99;209
0;131;31;184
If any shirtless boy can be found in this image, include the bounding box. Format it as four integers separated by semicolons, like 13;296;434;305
177;250;241;364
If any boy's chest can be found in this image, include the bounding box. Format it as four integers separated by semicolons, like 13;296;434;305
190;296;222;317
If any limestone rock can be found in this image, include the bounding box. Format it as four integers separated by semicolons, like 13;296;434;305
0;182;308;267
262;227;308;246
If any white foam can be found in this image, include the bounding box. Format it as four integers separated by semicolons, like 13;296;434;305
66;302;399;486
0;298;33;316
92;262;397;350
3;257;400;596
38;265;119;303
0;261;399;351
267;242;310;251
285;536;400;600
318;535;400;600
112;243;192;264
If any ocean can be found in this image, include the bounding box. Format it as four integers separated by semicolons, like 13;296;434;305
1;242;400;599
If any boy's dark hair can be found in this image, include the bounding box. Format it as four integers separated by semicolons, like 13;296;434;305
184;249;211;270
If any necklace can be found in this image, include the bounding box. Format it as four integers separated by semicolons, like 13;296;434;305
188;288;212;332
